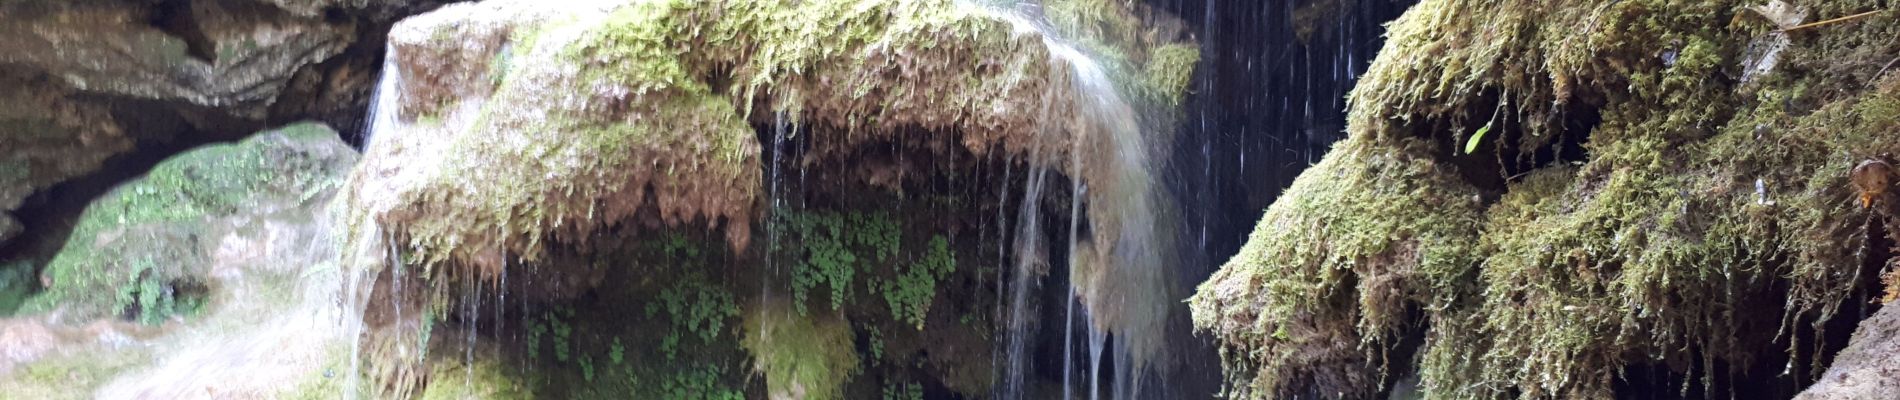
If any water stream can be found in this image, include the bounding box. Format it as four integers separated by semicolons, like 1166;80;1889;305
982;2;1184;398
342;42;406;400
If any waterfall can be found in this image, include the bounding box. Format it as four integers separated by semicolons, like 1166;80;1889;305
360;45;402;151
982;1;1182;398
1055;43;1172;400
341;42;405;400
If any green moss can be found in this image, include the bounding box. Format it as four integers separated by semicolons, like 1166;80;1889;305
1141;44;1199;107
1195;0;1900;398
351;0;1192;291
415;356;533;400
283;343;367;400
1188;133;1486;399
740;300;861;400
0;260;31;315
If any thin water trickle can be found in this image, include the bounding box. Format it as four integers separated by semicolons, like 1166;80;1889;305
465;267;480;390
763;110;787;344
341;226;367;400
1063;290;1076;400
1089;324;1105;400
496;255;506;358
1000;132;1053;398
344;42;403;400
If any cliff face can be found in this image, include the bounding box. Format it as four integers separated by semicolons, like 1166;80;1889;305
0;0;440;256
1191;0;1900;398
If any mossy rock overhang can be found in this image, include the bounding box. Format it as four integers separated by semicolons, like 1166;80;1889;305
1191;0;1900;398
341;0;1197;286
22;123;358;323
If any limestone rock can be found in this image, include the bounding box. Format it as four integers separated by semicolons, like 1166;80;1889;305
0;75;132;245
1795;305;1900;400
0;0;444;252
0;0;351;117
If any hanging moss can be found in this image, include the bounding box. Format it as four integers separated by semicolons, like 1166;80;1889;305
740;300;861;400
1189;132;1486;399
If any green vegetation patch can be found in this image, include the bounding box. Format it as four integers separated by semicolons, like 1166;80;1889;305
740;300;861;400
775;210;900;314
1188;133;1486;399
877;235;957;330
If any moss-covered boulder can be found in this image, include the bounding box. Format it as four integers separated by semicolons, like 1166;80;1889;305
1192;0;1900;398
340;0;1146;287
741;299;860;400
23;123;358;323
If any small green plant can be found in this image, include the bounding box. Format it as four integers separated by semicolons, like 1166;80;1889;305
868;326;885;362
609;337;627;365
643;271;738;360
879;235;956;329
113;258;205;325
527;318;546;361
882;380;923;400
661;364;743;400
418;311;436;359
657;233;703;259
552;309;574;363
579;355;596;383
777;211;900;314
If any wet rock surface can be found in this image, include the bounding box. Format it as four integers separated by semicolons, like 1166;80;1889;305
1796;304;1900;400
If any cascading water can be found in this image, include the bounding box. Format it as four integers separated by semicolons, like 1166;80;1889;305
341;42;405;400
982;2;1188;398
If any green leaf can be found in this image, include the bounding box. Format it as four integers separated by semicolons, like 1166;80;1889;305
1464;121;1494;154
